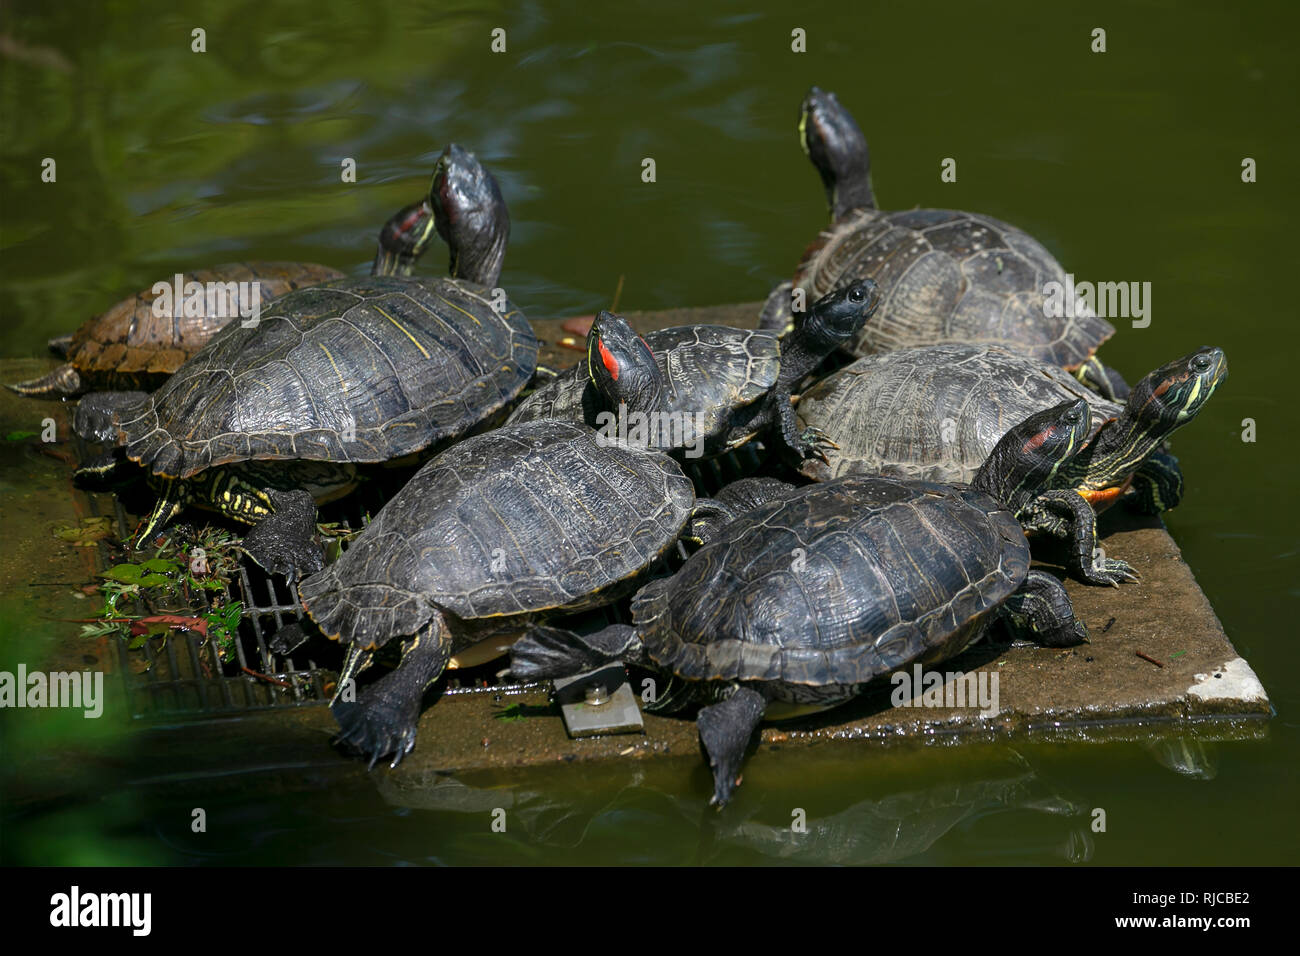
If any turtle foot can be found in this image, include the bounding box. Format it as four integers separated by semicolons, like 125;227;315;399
241;489;323;582
332;690;420;770
1081;558;1140;588
697;686;766;808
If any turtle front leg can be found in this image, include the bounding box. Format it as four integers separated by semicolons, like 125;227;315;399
1001;570;1089;647
332;614;453;770
1024;490;1139;587
1129;450;1183;514
697;684;767;808
769;387;836;464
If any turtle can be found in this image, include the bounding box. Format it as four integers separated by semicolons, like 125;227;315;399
759;86;1129;401
297;418;710;767
8;260;349;398
507;279;881;461
509;400;1097;806
795;343;1226;584
70;197;438;447
81;143;537;578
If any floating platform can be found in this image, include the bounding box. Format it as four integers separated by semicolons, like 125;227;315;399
0;301;1271;799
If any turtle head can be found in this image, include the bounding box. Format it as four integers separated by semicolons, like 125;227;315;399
973;399;1092;514
1074;347;1228;488
372;198;436;277
587;311;664;417
800;86;875;220
431;143;510;288
1125;346;1227;438
779;278;880;383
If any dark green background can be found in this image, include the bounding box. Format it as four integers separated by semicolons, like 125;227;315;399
1;0;1296;864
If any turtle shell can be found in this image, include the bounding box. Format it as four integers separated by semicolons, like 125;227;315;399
114;275;538;478
506;325;781;455
632;475;1028;686
298;419;695;649
796;343;1120;484
60;261;344;389
794;208;1113;368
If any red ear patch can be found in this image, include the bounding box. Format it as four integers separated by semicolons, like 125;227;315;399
597;340;620;381
1021;427;1052;454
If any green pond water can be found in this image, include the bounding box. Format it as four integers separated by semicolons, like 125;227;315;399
1;0;1297;865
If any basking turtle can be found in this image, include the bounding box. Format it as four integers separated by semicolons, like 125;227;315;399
298;418;705;767
86;144;537;577
9;261;349;398
508;279;880;460
71;198;438;446
511;401;1096;806
796;343;1227;551
760;87;1128;400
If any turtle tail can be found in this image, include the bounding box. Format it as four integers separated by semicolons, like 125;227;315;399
6;363;83;397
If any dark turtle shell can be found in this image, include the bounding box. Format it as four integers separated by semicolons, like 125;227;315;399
506;324;781;454
114;275;538;479
796;343;1117;485
57;261;343;389
298;419;695;649
632;475;1028;687
788;209;1113;368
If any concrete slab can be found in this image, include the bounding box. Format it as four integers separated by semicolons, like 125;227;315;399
0;298;1271;791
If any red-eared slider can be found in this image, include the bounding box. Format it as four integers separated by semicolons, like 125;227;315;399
796;344;1227;575
298;418;703;767
86;144;537;578
9;260;347;398
508;280;880;460
511;401;1094;806
760;87;1128;401
70;198;437;447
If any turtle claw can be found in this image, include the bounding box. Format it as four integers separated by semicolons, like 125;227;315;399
1082;558;1140;588
241;489;323;582
332;691;421;770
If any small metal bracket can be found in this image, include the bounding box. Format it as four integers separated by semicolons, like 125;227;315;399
553;663;644;738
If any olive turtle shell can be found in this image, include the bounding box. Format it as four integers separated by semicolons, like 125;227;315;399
506;324;781;454
60;261;344;388
632;474;1028;686
792;208;1113;368
796;343;1120;484
298;419;696;650
114;275;538;478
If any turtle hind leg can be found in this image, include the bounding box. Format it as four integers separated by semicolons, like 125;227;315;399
240;488;323;581
332;615;453;770
508;623;641;681
6;363;82;397
1129;450;1183;514
1002;570;1088;647
697;685;767;808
